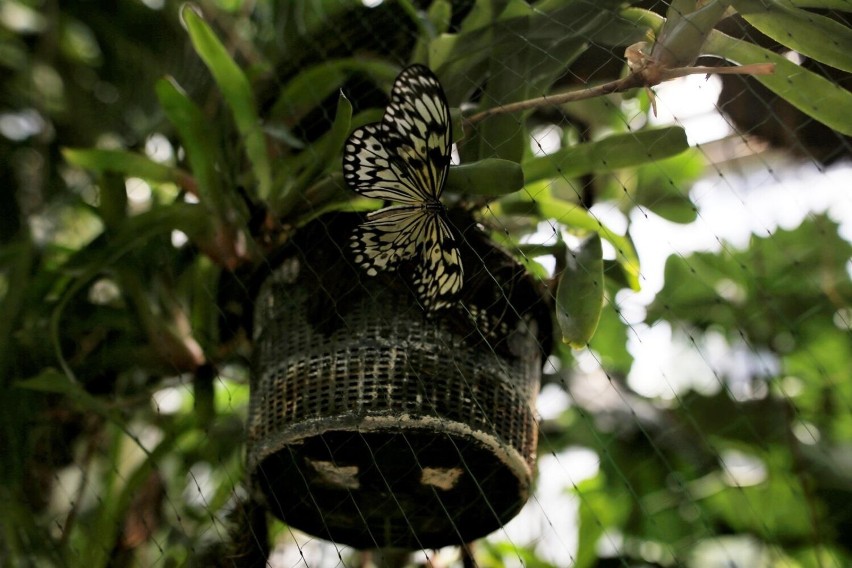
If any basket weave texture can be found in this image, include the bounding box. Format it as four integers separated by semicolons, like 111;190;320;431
246;215;549;549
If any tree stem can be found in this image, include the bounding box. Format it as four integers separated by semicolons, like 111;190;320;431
463;62;775;127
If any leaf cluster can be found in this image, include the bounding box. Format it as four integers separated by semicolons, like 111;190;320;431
2;0;851;566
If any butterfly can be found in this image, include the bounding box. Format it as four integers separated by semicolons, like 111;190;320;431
343;64;463;311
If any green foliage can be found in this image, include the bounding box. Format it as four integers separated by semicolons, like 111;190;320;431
445;158;525;196
522;127;690;184
623;6;852;136
652;0;733;67
733;0;852;73
647;216;852;345
182;6;272;200
556;233;604;348
2;0;851;565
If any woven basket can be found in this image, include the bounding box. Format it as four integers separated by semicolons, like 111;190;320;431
246;215;550;550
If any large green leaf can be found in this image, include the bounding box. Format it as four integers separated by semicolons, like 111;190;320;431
523;127;690;184
446;158;525;196
182;6;272;199
155;78;226;213
652;0;732;67
556;233;605;348
734;0;852;73
789;0;852;7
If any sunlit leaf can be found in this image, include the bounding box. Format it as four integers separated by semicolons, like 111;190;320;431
523;127;690;184
534;196;640;290
734;0;852;73
182;6;272;199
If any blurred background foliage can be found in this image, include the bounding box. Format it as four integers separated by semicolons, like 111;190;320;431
1;0;851;566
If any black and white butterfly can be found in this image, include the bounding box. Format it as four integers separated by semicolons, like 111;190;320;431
343;64;463;311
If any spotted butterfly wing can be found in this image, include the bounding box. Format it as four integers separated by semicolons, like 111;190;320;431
343;64;463;310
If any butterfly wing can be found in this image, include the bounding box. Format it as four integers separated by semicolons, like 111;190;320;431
412;214;464;310
343;124;428;205
350;205;428;274
351;206;464;308
381;64;452;202
342;65;451;205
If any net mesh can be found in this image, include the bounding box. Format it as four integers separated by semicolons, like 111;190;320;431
3;1;851;567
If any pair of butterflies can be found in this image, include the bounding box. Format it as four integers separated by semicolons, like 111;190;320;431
342;65;463;311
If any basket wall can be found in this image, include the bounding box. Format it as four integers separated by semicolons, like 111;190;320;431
246;218;547;550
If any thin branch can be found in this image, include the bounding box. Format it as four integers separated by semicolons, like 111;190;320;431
463;62;775;128
464;72;644;126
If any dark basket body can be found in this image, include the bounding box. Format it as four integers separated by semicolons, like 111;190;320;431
246;215;551;550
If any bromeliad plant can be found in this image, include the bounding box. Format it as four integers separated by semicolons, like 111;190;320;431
56;0;852;359
7;0;851;563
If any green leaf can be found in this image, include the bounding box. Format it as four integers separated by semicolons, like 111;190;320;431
588;298;633;372
733;0;852;73
701;449;817;541
269;58;399;126
274;92;353;217
476;35;536;161
646;215;852;345
523;127;690;185
49;203;212;381
427;0;452;35
631;148;704;224
16;369;118;418
509;195;640;290
622;7;852;136
652;0;732;67
556;233;605;348
433;0;624;102
446;158;524;196
62;148;187;184
574;474;631;568
82;420;190;567
181;6;272;199
704;25;852;136
788;0;852;8
155;77;225;212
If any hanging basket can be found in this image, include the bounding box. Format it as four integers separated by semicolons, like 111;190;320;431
246;214;551;550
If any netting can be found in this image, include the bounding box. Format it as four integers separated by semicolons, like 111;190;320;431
2;1;851;567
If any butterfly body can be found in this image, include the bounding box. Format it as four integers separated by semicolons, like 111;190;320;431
343;65;463;311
